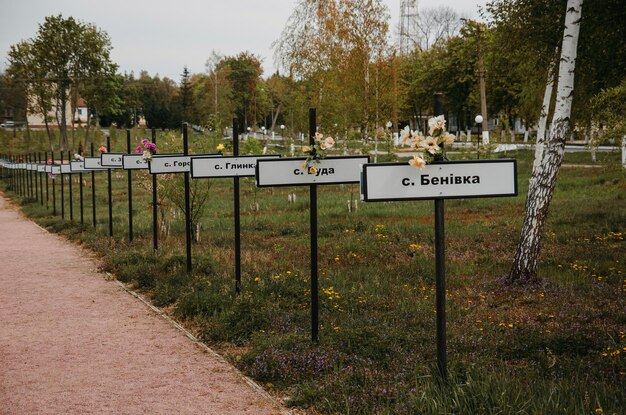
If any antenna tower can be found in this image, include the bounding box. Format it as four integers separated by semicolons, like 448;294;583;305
399;0;419;55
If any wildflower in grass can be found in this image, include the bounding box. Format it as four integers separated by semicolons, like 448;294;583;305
135;146;143;154
73;153;83;161
217;143;225;153
98;145;107;153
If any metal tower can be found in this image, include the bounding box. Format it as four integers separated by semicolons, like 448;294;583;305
399;0;419;55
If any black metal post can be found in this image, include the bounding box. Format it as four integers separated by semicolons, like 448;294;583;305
183;124;193;273
51;151;56;215
79;169;84;225
45;152;49;209
91;143;96;228
477;122;482;160
433;93;447;381
151;128;158;252
309;108;319;343
39;153;43;206
33;154;38;202
29;154;34;200
233;118;241;295
127;130;133;242
60;152;65;219
15;155;19;194
107;136;113;237
68;151;73;221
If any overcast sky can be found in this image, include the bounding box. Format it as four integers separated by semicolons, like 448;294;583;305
0;0;487;80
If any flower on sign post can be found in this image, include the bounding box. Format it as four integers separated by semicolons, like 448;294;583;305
402;115;455;170
137;138;157;160
301;132;335;173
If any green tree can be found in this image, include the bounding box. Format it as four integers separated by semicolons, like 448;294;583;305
7;14;117;151
217;52;263;131
274;0;390;139
179;66;192;124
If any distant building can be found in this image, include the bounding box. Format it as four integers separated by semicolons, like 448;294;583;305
26;97;89;129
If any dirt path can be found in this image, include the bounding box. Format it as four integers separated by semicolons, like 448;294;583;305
0;194;286;415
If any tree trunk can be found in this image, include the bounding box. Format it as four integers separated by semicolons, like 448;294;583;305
533;53;557;173
270;103;282;131
508;0;583;284
84;110;92;151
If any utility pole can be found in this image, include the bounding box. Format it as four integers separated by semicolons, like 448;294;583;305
477;29;489;143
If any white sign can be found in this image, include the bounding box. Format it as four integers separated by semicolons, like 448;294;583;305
51;165;62;175
83;157;108;170
122;154;149;170
45;165;53;173
37;164;46;172
360;160;517;202
101;153;124;167
256;156;369;187
70;161;88;172
191;155;280;178
149;154;221;174
61;164;73;174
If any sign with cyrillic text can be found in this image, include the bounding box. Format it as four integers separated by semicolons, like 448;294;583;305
70;161;89;172
360;159;517;202
37;164;45;172
45;165;53;173
256;156;369;187
191;155;280;178
122;154;149;170
101;153;124;168
149;154;221;174
51;165;62;175
83;157;108;170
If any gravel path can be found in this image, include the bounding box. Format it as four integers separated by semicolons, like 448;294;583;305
0;194;285;415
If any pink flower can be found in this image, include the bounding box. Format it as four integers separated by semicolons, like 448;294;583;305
141;138;150;146
136;146;143;154
98;146;108;154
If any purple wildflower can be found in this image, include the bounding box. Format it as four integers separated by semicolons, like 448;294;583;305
136;146;142;154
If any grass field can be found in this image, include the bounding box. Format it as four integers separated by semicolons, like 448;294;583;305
2;129;625;414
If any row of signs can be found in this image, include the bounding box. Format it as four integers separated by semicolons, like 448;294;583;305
1;156;518;202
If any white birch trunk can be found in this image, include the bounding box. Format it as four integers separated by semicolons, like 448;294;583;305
533;53;557;173
509;0;583;284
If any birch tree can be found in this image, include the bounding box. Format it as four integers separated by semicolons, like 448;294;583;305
532;54;557;172
508;0;583;284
